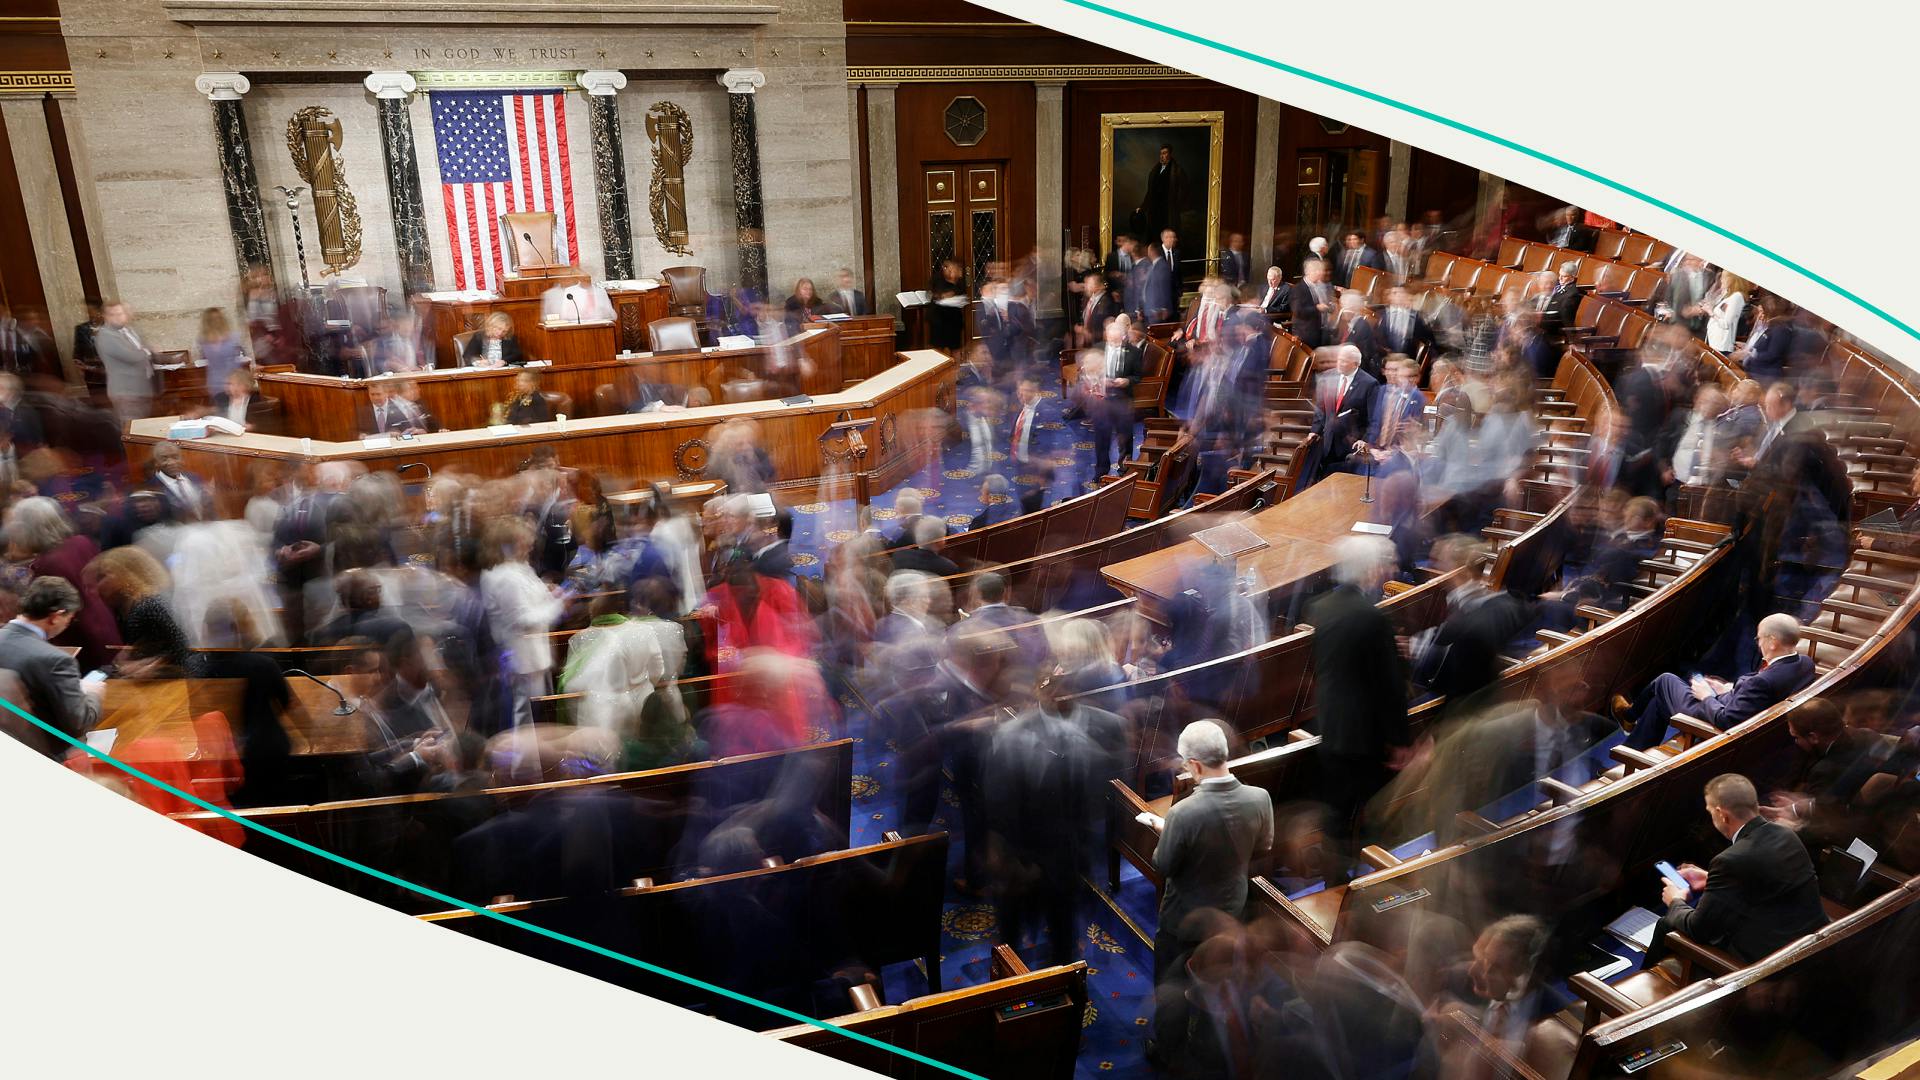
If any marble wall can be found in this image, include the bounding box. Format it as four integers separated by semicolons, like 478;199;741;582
1;98;89;375
57;0;861;350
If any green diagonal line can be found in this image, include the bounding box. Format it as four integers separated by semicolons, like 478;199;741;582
1053;0;1920;349
3;701;986;1080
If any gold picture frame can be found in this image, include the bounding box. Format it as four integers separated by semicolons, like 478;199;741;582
1098;110;1225;271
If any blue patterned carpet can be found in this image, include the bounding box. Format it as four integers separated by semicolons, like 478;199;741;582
842;698;1160;1079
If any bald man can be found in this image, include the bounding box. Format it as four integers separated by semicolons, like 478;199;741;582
1621;614;1818;751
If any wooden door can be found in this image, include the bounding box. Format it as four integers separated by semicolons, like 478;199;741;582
923;162;1004;296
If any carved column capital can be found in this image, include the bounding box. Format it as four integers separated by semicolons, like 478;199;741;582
577;69;628;97
718;68;766;95
363;71;418;100
194;71;251;101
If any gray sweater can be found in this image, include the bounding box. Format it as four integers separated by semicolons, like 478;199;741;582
1154;775;1274;940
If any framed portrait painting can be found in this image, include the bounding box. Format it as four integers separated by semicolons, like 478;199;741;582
1099;111;1224;279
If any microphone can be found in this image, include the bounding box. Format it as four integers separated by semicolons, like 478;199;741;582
285;668;358;716
1360;456;1375;505
566;289;582;324
521;230;549;269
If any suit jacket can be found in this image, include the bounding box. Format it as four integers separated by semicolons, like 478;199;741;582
1156;777;1275;938
1312;368;1379;467
890;545;960;579
1379;307;1435;358
1541;283;1581;344
1256;281;1290;315
462;333;526;367
1289;282;1330;347
1098;342;1145;398
1306;583;1409;759
827;288;869;316
1341;315;1382;376
1077;292;1123;342
0;620;100;758
505;393;553;426
976;301;1034;368
969;501;1018;531
1333;245;1384;288
1419;589;1535;703
1137;258;1175;321
73;321;101;364
1667;817;1828;962
1366;384;1427;447
96;324;154;400
750;540;793;582
1695;652;1818;730
355;397;429;437
1218;249;1249;287
150;470;215;523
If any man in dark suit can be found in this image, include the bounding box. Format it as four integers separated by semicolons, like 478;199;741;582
147;440;215;523
1731;381;1819;475
1145;719;1275;1064
749;508;794;583
72;302;105;367
1290;259;1335;347
1379;285;1435;359
975;281;1034;379
1622;614;1818;750
875;628;1006;843
890;516;961;579
1544;207;1596;252
354;381;430;438
1132;243;1175;324
1309;345;1379;481
1430;916;1555;1053
1657;773;1828;964
1306;536;1410;847
1074;271;1123;350
1091;320;1143;476
1333;229;1385;288
1216;232;1250;289
1540;261;1582;348
826;268;868;317
1336;292;1382;377
1254;266;1289;315
967;474;1018;531
0;577;104;758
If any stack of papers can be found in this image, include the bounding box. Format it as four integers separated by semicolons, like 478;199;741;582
716;335;756;350
601;279;660;291
421;289;497;302
1606;906;1660;951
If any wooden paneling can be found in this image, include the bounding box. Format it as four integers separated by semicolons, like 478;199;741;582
129;352;958;515
423;286;669;366
1405;145;1481;229
1063;81;1261;257
893;81;1035;296
1269;106;1392;272
844;4;1147;70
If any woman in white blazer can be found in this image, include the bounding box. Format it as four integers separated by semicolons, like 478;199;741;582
479;517;564;729
1705;270;1750;354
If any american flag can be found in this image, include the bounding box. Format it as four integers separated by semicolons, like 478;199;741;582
428;88;579;291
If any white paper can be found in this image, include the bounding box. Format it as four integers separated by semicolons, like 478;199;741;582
895;291;930;307
84;728;117;753
1351;521;1394;535
361;436;393;450
487;425;520;435
937;295;969;308
1606;906;1660;951
716;335;756;350
1847;837;1879;881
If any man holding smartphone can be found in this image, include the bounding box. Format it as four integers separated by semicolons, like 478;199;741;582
1652;773;1827;965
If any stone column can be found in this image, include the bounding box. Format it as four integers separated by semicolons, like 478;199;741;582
195;72;273;278
863;81;900;319
718;68;768;297
364;71;435;295
1385;140;1412;224
577;69;634;281
1033;80;1067;320
1249;96;1282;274
1474;170;1507;247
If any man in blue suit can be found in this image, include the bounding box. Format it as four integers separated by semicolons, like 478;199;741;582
1621;614;1817;750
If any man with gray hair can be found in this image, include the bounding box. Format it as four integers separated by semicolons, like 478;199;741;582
1621;613;1817;751
1143;718;1273;1062
1306;536;1410;848
1308;342;1378;484
969;473;1017;531
0;576;104;758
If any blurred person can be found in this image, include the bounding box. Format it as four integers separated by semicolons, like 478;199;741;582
1131;241;1175;324
1380;284;1435;360
1431;915;1553;1054
1090;320;1142;477
0;576;104;758
968;473;1018;531
97;300;155;427
1307;536;1411;848
1307;344;1377;483
926;258;967;352
1008;375;1044;470
975;278;1034;380
1654;773;1828;964
875;626;1007;851
1254;265;1288;314
354;380;428;438
782;276;830;332
2;496;121;668
170;519;284;649
205;368;276;433
1333;228;1383;288
1041;615;1124;710
890;516;960;578
700;647;823;757
1074;269;1123;351
1290;258;1335;347
479;516;564;730
1763;697;1884;851
987;669;1100;967
1620;613;1817;751
1539;260;1581;348
708;419;776;496
1217;231;1249;287
826;267;867;317
560;591;668;740
86;545;190;675
1335;290;1381;377
1661;253;1715;336
749;506;794;584
273;461;355;645
193;306;251;398
462;311;524;367
309;567;408;646
1706;270;1751;353
503;368;553;425
1543;206;1595;251
1413;535;1537;707
963;384;1002;473
367;311;424;373
1305;942;1439;1078
1665;383;1733;491
1160;228;1186;290
1143;719;1276;1064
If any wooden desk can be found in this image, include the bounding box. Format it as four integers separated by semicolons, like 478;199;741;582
1101;473;1375;603
98;676;366;756
131;352;957;516
422;282;669;365
258;324;862;441
529;319;617;367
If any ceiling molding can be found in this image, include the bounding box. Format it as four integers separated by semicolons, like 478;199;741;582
846;63;1191;84
0;71;75;95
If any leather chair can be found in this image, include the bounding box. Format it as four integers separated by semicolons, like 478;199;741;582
660;266;708;319
541;391;573;417
451;330;477;364
648;317;701;353
594;383;623;415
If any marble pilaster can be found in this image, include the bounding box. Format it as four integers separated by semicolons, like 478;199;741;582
719;68;768;297
1033;80;1066;319
578;70;634;281
1250;96;1282;275
196;72;274;279
364;71;434;296
1386;141;1412;224
863;82;900;318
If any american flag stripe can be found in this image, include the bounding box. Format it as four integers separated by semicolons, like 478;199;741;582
429;88;580;291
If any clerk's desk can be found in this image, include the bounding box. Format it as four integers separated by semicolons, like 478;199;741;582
130;351;957;518
420;273;669;366
259;315;899;442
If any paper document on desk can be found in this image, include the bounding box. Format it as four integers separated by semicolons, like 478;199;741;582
1605;906;1660;951
717;335;756;350
84;729;117;753
895;291;929;307
1351;521;1393;536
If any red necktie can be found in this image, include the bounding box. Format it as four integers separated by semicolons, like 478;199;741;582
1012;408;1030;459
